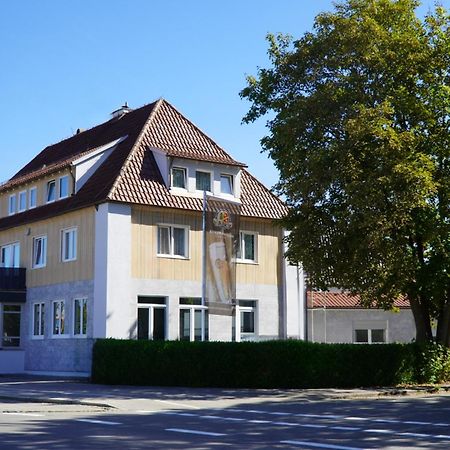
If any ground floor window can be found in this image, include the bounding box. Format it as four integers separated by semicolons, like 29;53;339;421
137;296;166;340
1;304;21;347
234;300;257;342
33;302;45;337
179;297;208;341
52;300;66;336
74;298;87;336
354;328;386;344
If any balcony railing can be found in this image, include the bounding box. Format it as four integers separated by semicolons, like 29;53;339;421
0;268;26;292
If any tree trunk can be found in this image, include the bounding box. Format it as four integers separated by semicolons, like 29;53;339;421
409;296;433;343
436;302;450;347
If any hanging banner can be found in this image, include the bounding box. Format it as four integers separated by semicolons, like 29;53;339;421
204;197;240;316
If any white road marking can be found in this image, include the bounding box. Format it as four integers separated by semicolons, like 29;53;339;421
330;426;361;431
248;419;271;424
166;428;226;437
365;429;392;434
281;440;366;450
2;413;44;417
403;420;430;425
75;419;121;426
154;399;200;409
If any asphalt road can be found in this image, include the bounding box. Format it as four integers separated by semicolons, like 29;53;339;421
1;395;450;449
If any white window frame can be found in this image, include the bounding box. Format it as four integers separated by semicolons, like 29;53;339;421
29;187;37;209
237;231;258;263
235;300;258;342
1;242;20;268
61;227;77;262
220;174;234;195
8;194;16;215
32;302;45;339
354;328;387;344
46;180;56;203
156;224;189;259
195;170;212;192
59;175;69;199
137;297;167;341
179;299;208;342
171;167;187;190
73;298;87;337
32;235;47;269
52;300;66;337
0;304;21;348
18;190;27;212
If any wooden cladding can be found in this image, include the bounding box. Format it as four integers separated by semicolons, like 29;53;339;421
131;206;281;285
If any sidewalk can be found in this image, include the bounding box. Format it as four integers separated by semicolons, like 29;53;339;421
0;375;449;412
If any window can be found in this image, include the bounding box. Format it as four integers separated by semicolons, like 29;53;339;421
1;305;21;347
237;231;257;262
52;300;65;336
157;225;188;257
32;236;47;268
1;242;20;268
220;174;233;195
137;296;166;340
179;297;208;341
195;171;211;192
235;300;257;342
29;187;37;209
8;194;16;215
61;228;77;262
33;303;45;337
74;298;87;336
59;176;69;199
18;191;27;212
171;167;186;189
46;180;56;203
354;328;386;344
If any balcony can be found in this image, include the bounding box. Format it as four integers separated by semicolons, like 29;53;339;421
0;268;26;303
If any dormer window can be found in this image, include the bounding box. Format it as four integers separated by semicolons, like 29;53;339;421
172;167;186;189
29;187;37;209
8;194;16;215
59;176;69;199
220;174;233;195
46;180;56;203
18;191;27;212
196;171;211;192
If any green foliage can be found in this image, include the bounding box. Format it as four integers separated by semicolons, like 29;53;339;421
92;339;449;388
240;0;450;344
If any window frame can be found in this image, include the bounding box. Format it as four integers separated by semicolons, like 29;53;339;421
179;298;208;342
61;227;77;262
220;174;234;195
171;167;187;190
46;180;56;203
73;298;87;337
29;186;37;209
137;296;167;341
237;231;258;263
59;175;69;199
195;170;212;192
1;242;20;268
52;300;66;337
18;190;27;212
0;304;21;348
235;300;258;342
32;302;45;339
8;194;16;216
156;224;189;259
32;235;47;269
353;328;387;344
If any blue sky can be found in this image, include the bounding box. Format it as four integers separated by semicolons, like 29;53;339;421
0;0;447;189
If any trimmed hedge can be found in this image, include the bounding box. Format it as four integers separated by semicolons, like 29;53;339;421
91;339;450;388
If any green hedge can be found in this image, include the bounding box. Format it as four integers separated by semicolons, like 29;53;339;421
91;339;450;388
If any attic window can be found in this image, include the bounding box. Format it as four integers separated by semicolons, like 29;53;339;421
172;167;186;189
46;180;56;203
196;171;211;192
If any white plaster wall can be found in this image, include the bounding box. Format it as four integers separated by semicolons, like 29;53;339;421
308;308;416;343
285;264;305;340
209;315;232;341
0;351;25;374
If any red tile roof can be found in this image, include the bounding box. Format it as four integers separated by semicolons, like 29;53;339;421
0;99;287;231
307;291;410;309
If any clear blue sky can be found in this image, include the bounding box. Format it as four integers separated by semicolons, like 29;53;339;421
0;0;446;189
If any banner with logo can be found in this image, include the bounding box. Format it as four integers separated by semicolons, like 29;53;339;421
204;197;240;316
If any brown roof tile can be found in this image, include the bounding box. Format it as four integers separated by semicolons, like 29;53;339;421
307;291;410;309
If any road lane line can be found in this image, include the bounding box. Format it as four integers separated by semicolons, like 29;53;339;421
2;413;44;417
330;426;361;431
154;399;200;409
281;440;366;450
166;428;226;437
75;419;121;426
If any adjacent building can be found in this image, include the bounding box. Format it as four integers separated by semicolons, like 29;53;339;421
0;99;305;376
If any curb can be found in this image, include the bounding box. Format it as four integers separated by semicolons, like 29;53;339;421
0;394;114;409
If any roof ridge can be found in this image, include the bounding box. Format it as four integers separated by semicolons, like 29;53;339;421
106;98;164;199
161;100;242;165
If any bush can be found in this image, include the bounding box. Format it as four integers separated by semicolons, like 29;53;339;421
91;339;450;388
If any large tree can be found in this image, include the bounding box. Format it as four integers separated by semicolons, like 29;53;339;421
241;0;450;344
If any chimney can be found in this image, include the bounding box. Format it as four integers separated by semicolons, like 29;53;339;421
111;102;132;119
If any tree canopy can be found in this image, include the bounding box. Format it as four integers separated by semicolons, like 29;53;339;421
241;0;450;344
